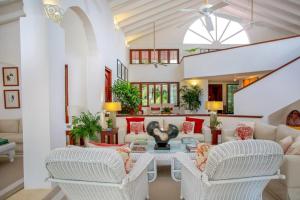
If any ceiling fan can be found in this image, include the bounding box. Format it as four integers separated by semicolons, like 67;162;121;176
152;22;167;68
179;0;229;31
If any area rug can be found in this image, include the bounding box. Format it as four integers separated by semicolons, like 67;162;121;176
0;155;23;200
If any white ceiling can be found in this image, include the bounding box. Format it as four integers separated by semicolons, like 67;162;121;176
108;0;300;43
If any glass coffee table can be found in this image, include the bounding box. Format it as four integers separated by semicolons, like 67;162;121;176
131;140;196;182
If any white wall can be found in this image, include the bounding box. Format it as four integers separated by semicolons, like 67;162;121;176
183;36;300;79
61;9;88;108
129;64;182;82
0;20;22;119
20;0;128;188
269;100;300;126
234;58;300;121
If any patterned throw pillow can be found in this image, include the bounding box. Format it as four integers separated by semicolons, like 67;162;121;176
130;122;144;134
182;121;195;134
235;124;254;140
116;146;133;174
280;136;295;153
195;143;213;171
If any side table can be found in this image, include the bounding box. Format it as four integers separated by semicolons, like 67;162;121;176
211;129;221;145
101;128;119;144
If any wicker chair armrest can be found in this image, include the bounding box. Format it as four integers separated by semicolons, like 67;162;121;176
175;152;202;179
126;153;154;182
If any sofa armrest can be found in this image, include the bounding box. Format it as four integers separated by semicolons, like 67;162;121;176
221;128;235;143
281;155;300;188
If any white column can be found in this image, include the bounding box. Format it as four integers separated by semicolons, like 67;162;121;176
20;1;65;188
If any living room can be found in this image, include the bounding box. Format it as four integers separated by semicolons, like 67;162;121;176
0;0;300;200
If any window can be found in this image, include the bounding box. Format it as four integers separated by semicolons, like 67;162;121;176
131;82;179;106
141;50;150;64
183;15;249;45
130;49;179;64
226;84;239;114
170;50;179;63
160;50;168;64
131;50;139;64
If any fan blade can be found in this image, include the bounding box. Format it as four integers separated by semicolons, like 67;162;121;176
205;15;214;31
209;1;229;12
179;8;197;12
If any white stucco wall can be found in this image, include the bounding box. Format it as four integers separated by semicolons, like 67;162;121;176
0;20;22;119
20;0;128;188
234;58;300;121
183;36;300;79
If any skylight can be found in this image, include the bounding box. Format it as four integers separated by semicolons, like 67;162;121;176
183;15;249;45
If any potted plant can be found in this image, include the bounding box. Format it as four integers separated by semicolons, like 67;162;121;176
71;111;102;146
161;107;172;114
106;118;113;130
180;85;203;113
112;80;141;114
209;113;222;145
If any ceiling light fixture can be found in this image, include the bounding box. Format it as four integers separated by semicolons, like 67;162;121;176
43;0;64;24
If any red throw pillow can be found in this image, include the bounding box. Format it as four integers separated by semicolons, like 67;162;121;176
186;117;204;134
130;122;144;134
236;126;254;140
126;117;145;134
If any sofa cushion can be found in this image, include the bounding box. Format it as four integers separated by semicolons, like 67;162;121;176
0;133;23;143
0;120;19;133
195;143;213;171
276;125;300;143
186;117;204;133
182;121;194;134
163;117;185;131
286;141;300;155
126;117;145;134
279;136;293;153
254;123;277;141
144;117;163;130
125;133;150;143
235;125;254;140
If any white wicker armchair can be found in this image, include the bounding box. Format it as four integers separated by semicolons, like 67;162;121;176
45;148;154;200
176;140;285;200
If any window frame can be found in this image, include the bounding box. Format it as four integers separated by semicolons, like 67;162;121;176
129;49;179;64
131;82;180;107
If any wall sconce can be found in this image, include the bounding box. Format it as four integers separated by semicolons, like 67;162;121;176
114;16;120;30
43;0;64;24
125;40;130;48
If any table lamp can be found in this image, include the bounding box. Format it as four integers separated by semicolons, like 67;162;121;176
205;101;223;129
103;102;122;129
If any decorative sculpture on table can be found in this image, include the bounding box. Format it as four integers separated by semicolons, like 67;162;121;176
147;121;179;150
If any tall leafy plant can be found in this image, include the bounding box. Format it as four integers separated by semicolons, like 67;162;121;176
180;85;203;112
71;112;102;142
112;80;141;114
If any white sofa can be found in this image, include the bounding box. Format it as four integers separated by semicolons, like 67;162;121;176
116;116;210;144
0;119;23;154
222;123;300;200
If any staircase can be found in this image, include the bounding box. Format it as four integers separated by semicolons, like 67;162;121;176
234;56;300;121
182;35;300;79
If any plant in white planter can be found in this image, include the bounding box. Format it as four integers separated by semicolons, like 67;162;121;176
70;111;102;146
180;85;203;113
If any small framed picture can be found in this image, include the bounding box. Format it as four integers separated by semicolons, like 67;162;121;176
122;64;126;80
125;68;128;81
117;59;122;79
2;67;19;86
4;90;20;109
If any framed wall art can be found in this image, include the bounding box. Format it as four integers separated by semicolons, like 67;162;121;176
4;90;20;109
117;59;122;79
2;67;19;86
